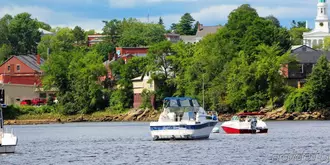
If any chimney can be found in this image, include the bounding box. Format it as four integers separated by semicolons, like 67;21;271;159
198;23;203;31
36;54;41;65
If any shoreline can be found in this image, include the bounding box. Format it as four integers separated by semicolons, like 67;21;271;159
4;108;330;125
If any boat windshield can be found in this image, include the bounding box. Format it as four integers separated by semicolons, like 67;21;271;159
163;97;200;113
231;115;239;121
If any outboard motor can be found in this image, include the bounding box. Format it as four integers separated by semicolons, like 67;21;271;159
250;117;257;134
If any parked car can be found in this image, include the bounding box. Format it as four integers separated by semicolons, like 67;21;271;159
20;99;32;105
31;98;47;106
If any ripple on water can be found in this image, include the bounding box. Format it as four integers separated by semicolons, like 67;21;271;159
1;121;330;164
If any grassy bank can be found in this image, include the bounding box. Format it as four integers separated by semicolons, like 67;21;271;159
3;105;160;125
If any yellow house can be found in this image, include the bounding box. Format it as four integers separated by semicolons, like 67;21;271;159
132;73;156;108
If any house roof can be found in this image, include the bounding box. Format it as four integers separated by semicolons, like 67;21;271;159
16;55;45;72
195;26;221;38
180;35;196;43
292;51;330;63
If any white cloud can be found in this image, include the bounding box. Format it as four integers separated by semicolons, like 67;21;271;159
0;3;316;32
138;5;314;27
0;5;105;32
108;0;197;8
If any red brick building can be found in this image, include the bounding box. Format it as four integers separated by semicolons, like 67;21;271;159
87;34;106;47
0;55;44;86
115;47;148;63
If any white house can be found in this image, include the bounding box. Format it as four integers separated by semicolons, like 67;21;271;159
303;0;330;47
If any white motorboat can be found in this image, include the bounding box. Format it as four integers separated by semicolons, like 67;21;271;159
150;97;218;140
221;112;268;134
0;105;18;153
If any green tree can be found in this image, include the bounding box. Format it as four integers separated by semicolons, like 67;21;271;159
265;15;280;27
118;18;165;47
0;44;12;62
175;13;195;35
37;21;51;31
305;55;330;109
8;12;41;54
37;27;75;58
158;17;164;26
72;26;85;45
93;42;115;61
102;19;122;45
0;14;12;46
42;50;107;114
289;27;310;45
147;41;173;79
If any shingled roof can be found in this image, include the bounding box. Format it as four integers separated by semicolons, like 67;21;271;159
16;55;45;72
293;51;330;64
0;55;45;72
195;26;222;38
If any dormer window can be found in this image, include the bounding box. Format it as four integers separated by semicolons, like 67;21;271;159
16;65;20;72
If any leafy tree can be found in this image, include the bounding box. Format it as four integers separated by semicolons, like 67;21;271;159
37;27;75;58
0;44;12;62
72;26;85;45
305;55;330;109
93;42;115;61
37;21;51;31
265;15;280;27
102;19;122;45
193;21;200;34
118;18;165;47
291;20;306;28
147;41;173;79
289;27;310;45
0;14;12;46
8;12;41;54
175;13;195;35
170;23;177;33
42;50;107;114
158;17;164;26
323;36;330;51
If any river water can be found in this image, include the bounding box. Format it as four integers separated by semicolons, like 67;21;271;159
1;121;330;165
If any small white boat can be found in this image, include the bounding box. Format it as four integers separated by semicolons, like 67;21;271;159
221;112;268;134
0;105;18;153
150;97;218;140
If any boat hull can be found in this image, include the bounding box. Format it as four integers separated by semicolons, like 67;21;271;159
0;145;16;153
0;133;18;153
222;126;268;134
150;121;217;140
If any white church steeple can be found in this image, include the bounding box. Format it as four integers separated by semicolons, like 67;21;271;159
315;0;330;32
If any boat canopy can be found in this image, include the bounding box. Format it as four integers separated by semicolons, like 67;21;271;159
163;97;201;113
163;97;200;108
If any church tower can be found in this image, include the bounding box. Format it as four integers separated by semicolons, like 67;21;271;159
315;0;330;32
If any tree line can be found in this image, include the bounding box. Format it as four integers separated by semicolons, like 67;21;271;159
1;4;325;115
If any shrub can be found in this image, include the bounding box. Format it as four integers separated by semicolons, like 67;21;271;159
284;88;311;112
140;89;153;109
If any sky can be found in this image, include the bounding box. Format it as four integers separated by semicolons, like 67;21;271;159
0;0;323;32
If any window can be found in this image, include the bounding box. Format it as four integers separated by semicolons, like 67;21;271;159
16;65;20;72
298;64;304;73
7;65;10;71
39;93;47;98
150;82;153;88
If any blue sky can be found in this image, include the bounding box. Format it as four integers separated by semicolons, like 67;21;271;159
0;0;322;32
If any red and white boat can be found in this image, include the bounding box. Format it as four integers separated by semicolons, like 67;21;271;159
221;112;268;134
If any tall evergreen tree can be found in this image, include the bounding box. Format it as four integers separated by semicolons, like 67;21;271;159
176;13;195;35
158;17;164;26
